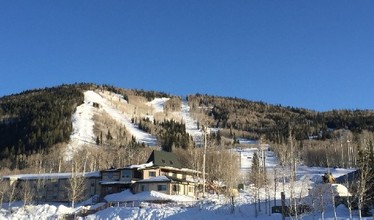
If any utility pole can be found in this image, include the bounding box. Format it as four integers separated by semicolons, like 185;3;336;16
202;125;207;198
347;139;351;168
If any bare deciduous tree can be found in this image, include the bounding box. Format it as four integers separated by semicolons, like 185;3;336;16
20;180;35;207
67;157;87;208
355;142;374;220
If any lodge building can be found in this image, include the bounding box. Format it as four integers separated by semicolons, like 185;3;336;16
2;150;201;203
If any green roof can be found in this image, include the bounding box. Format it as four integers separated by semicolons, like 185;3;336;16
146;150;182;169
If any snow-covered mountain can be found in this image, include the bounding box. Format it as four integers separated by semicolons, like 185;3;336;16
65;89;204;158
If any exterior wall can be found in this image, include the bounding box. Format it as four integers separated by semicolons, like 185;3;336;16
134;182;169;194
7;177;101;203
134;182;196;198
142;168;161;179
159;170;194;181
101;171;120;181
3;166;199;203
100;184;123;198
170;183;195;197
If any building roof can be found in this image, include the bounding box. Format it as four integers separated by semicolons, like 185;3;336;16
146;150;182;169
335;169;360;184
136;175;172;183
2;171;101;181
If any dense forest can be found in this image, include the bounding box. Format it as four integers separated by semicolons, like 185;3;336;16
0;85;84;158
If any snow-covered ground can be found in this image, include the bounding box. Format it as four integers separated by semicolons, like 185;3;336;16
65;91;98;159
0;146;370;220
181;100;203;145
66;90;158;158
148;97;170;113
5;91;371;219
105;189;195;203
147;98;204;145
232;146;278;169
66;92;217;157
2;182;372;220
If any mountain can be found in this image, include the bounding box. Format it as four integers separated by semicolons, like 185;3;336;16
1;83;374;170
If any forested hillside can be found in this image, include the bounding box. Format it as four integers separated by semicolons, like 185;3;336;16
1;84;374;171
187;94;374;144
0;84;85;158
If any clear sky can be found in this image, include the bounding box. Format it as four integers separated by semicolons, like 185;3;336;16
1;1;373;111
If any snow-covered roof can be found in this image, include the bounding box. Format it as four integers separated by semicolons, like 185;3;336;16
127;161;154;169
138;165;199;174
136;176;171;183
100;181;133;185
3;171;100;180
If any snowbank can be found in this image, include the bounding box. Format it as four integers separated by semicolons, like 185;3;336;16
104;190;195;203
306;183;351;210
0;204;73;220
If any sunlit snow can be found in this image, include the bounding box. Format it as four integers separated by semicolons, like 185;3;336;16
66;90;157;159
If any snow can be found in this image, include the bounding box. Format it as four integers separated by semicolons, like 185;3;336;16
146;98;206;146
66;91;98;159
181;100;203;145
3;171;100;180
104;190;195;203
136;176;170;183
0;204;73;220
127;162;154;169
66;90;158;158
3;200;371;220
237;138;258;145
147;98;169;113
2;90;372;219
232;146;278;169
1;164;372;219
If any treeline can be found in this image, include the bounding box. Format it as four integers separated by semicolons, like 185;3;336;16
103;84;170;102
187;94;374;144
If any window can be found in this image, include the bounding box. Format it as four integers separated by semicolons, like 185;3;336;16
108;172;113;179
162;159;166;164
157;185;167;191
149;171;156;177
189;187;194;193
141;185;149;192
122;170;132;179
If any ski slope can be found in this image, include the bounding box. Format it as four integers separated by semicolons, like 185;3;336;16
66;90;158;158
181;99;203;145
147;98;204;145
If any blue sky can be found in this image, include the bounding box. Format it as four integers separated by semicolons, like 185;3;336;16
1;1;373;111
